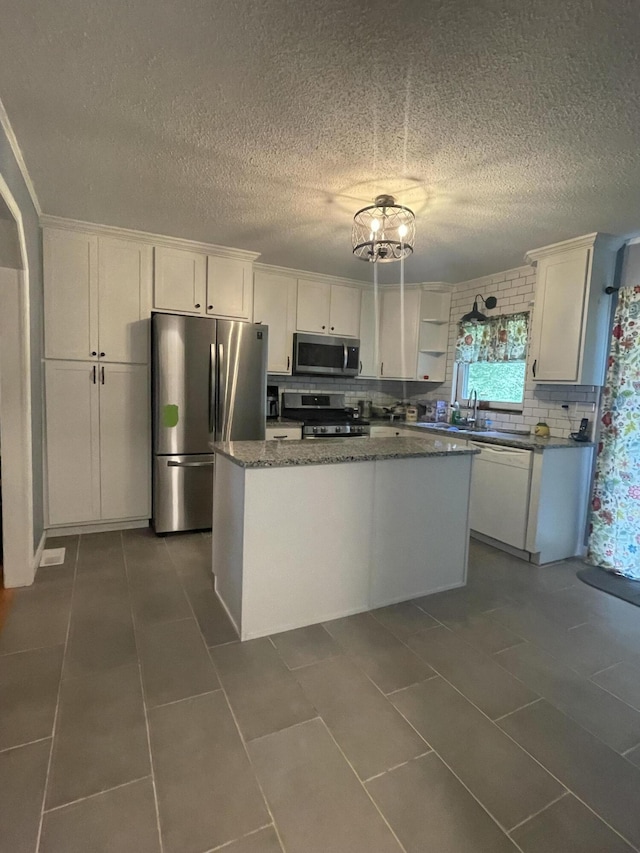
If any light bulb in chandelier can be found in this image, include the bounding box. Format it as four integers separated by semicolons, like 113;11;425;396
352;194;415;263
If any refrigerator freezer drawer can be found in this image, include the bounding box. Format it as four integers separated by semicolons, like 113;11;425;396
154;454;214;533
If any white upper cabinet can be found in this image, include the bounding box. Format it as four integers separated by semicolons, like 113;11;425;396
98;237;151;363
206;256;252;320
154;248;253;321
44;228;98;361
253;270;297;373
358;289;378;378
44;228;151;363
296;279;332;333
526;233;621;385
154;246;207;314
379;288;421;379
329;284;361;337
296;279;361;337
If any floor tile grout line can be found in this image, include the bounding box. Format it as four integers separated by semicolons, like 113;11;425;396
493;697;544;722
622;741;640;757
202;822;276;853
124;531;165;853
490;635;640;743
487;697;640;850
506;789;570;834
206;664;289;852
320;615;438;703
148;687;223;712
0;735;52;755
362;749;433;783
0;639;70;659
382;700;525;846
316;717;410;853
166;537;288;853
34;532;79;852
589;661;625;679
42;775;154;814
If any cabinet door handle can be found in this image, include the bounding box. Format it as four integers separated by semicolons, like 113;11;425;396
99;352;105;358
91;351;97;357
272;434;288;439
208;305;213;311
92;366;96;384
287;355;290;370
195;303;201;309
359;361;362;374
101;366;105;385
532;359;537;378
381;362;384;376
331;326;335;331
321;325;326;330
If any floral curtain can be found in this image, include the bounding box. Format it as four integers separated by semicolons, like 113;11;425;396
455;312;529;364
588;287;640;579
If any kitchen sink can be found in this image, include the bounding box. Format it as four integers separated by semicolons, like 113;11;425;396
413;423;493;435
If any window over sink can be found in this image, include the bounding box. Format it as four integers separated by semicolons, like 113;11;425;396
456;360;526;410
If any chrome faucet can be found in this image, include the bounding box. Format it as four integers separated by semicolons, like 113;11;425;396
468;389;478;428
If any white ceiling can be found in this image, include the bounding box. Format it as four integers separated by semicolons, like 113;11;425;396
1;0;639;283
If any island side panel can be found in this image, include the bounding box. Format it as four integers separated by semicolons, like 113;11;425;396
370;454;472;607
212;453;246;634
240;461;376;640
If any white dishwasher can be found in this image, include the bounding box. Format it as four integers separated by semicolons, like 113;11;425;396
469;442;532;550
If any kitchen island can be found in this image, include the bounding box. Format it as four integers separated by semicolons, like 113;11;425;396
212;437;478;640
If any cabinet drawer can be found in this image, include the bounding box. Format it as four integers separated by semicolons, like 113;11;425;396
265;426;302;440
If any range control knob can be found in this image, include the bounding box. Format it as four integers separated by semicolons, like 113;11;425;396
335;426;342;433
312;426;318;434
320;426;327;434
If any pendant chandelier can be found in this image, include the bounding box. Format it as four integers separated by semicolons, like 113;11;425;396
352;194;415;263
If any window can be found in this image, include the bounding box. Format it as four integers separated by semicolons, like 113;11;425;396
457;360;526;409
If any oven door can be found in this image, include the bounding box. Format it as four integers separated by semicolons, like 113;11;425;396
293;333;360;377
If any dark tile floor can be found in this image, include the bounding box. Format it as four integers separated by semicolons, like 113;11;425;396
2;531;640;851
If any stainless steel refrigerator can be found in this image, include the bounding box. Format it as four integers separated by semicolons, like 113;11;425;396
152;313;267;533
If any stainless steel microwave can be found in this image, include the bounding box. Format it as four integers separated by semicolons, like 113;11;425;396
292;333;360;377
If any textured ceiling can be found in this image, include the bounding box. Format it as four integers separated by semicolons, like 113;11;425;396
1;0;640;282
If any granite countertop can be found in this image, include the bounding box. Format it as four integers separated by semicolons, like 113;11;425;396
265;417;304;427
212;436;478;469
401;422;595;451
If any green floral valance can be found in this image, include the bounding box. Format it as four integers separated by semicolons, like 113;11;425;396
456;312;529;364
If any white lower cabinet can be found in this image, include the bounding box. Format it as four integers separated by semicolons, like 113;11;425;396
265;424;302;440
369;425;409;437
45;361;150;526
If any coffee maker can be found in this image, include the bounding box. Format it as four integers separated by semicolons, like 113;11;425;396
266;385;279;420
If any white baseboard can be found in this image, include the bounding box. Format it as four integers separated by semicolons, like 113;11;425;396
46;519;150;537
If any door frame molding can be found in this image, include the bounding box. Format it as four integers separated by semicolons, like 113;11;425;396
0;172;37;586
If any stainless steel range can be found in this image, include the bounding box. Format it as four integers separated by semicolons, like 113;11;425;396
281;392;370;439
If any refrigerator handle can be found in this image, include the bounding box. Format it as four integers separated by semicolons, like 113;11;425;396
217;342;225;441
209;344;216;435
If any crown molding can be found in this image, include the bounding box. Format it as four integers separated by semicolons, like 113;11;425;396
525;232;623;264
0;97;42;216
255;260;451;290
39;215;261;262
